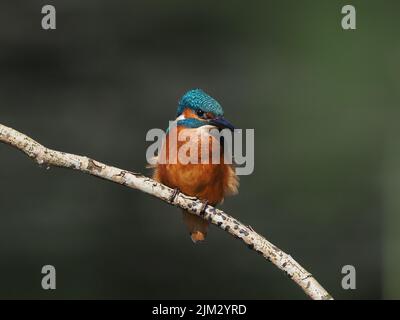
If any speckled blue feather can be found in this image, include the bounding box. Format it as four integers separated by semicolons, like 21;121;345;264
176;118;205;128
177;89;224;117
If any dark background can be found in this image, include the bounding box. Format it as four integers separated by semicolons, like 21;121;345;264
0;0;398;299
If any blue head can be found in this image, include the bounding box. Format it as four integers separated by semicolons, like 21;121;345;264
177;89;224;118
175;89;234;130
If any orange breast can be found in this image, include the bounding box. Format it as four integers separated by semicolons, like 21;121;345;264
153;126;238;205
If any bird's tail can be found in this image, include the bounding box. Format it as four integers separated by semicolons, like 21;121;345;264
182;210;209;243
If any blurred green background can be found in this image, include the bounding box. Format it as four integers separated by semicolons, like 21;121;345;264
0;0;398;299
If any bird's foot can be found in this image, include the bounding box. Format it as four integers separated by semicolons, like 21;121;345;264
199;199;209;215
247;225;255;232
169;188;180;203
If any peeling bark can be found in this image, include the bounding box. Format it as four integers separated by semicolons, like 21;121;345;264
0;123;333;300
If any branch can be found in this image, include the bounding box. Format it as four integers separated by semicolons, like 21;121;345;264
0;123;333;300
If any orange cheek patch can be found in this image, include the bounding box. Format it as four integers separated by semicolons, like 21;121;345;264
183;108;200;119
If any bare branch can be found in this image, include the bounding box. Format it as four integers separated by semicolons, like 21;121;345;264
0;123;333;300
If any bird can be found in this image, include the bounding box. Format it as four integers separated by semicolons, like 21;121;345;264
152;89;239;243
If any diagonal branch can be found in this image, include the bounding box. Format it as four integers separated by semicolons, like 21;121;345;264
0;123;333;300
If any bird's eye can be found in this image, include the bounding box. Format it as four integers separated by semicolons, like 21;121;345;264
196;110;204;117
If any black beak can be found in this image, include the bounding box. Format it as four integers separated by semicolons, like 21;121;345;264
209;117;235;131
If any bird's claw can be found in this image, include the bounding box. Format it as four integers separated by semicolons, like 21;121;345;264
247;225;255;232
169;188;180;203
199;200;209;215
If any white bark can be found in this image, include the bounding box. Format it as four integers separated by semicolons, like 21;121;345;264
0;123;333;300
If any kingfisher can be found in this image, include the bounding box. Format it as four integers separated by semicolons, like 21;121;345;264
152;89;239;243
